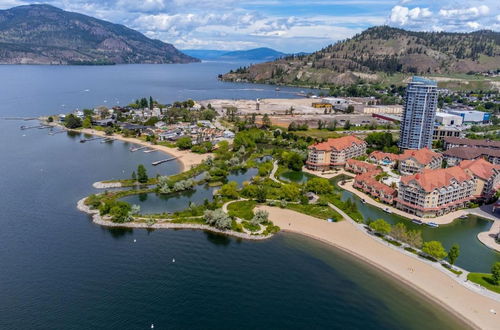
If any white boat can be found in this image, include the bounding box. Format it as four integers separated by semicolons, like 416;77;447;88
427;222;439;228
384;208;392;214
411;219;423;225
361;199;366;204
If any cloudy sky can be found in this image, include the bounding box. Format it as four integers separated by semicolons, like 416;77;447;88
0;0;499;52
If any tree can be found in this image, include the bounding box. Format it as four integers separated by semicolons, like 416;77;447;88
262;114;272;128
204;209;232;229
305;178;333;194
346;105;354;113
390;223;408;241
251;210;269;225
447;244;460;265
47;116;54;123
406;229;423;248
281;151;305;171
82;116;92;128
491;262;500;285
422;241;447;260
369;219;391;235
105;126;114;136
137;164;148;184
64;114;82;129
343;120;351;130
281;184;300;201
255;185;268;203
131;171;137;181
176;136;193;150
218;182;239;199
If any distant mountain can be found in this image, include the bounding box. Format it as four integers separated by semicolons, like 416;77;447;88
182;47;287;62
221;26;500;86
0;4;198;65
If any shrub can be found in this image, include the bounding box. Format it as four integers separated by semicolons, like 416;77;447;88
422;241;447;260
369;219;391;235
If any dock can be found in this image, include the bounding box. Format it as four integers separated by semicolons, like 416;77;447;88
152;157;178;166
20;125;51;130
80;137;105;143
130;146;148;152
143;149;157;153
100;138;114;143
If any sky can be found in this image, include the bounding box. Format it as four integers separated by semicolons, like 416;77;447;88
0;0;499;52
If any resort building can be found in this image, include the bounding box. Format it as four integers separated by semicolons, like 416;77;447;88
399;77;438;150
395;167;476;217
353;170;397;204
306;136;367;171
459;159;500;201
443;147;500;166
398;148;443;175
368;151;399;167
345;159;378;174
444;137;500;151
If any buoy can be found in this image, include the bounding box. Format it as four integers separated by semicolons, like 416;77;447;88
133;239;136;243
172;258;175;263
151;323;154;329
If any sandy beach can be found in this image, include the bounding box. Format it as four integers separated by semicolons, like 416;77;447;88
257;205;500;330
478;220;500;253
67;126;209;171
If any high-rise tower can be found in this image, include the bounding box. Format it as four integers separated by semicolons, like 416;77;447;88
399;77;438;150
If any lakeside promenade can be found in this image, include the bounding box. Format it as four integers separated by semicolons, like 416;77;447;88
258;205;500;330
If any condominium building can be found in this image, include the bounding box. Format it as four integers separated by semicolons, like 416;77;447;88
443;147;500;166
306;136;367;170
368;151;399;167
398;148;443;175
399;77;438;150
395;167;476;217
459;159;500;201
345;158;378;174
353;169;397;204
444;137;500;151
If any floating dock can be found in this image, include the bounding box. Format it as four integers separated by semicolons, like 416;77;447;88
152;157;178;166
20;125;51;130
130;146;148;152
80;137;105;143
143;149;157;153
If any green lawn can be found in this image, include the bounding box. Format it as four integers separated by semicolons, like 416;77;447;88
286;203;342;221
467;273;500;294
227;200;257;220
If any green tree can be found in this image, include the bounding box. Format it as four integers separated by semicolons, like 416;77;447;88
422;241;447;260
369;219;392;235
405;229;423;248
131;171;137;181
47;116;54;123
218;182;239;199
281;184;300;201
64;114;82;129
82;116;92;128
305;178;333;194
492;262;500;285
255;185;268;203
281;151;305;171
251;210;269;225
262;113;272;128
447;244;460;265
204;209;232;229
137;164;148;184
176;136;193;150
390;223;408;241
104;127;114;136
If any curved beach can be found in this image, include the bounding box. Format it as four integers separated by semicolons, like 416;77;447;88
256;205;500;330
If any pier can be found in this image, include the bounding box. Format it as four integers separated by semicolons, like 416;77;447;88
130;146;148;152
144;149;157;153
80;137;105;143
100;138;114;143
152;157;178;166
20;125;51;130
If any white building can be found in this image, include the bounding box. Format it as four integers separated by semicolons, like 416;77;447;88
435;112;463;126
447;110;490;124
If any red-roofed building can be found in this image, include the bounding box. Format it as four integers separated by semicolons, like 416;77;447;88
345;159;378;174
353;169;397;204
306;136;367;171
395;167;476;217
459;159;500;201
368;151;400;167
398;148;443;175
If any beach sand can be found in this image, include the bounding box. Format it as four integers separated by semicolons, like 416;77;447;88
75;128;208;171
257;205;500;330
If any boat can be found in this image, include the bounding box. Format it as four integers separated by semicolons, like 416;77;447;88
411;219;423;225
275;87;280;91
384;208;392;214
459;214;468;219
361;199;366;204
427;222;439;228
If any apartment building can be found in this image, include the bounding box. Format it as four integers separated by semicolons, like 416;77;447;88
459;159;500;201
444;137;500;151
395;167;476;217
398;148;443;175
443;147;500;166
353;170;397;204
345;158;378;174
306;136;367;171
368;151;399;167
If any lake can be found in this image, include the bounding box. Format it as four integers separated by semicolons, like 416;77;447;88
0;63;467;329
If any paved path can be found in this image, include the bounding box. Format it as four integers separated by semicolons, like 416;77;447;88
269;160;283;184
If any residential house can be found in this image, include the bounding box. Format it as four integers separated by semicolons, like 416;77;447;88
398;148;443;175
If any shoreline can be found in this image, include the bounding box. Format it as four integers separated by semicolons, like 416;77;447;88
256;205;500;330
76;198;271;241
477;220;500;253
55;124;209;172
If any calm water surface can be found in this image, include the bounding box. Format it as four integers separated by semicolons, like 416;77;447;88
0;64;470;329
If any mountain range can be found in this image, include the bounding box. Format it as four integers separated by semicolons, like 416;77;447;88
0;4;197;65
182;47;287;62
221;26;500;86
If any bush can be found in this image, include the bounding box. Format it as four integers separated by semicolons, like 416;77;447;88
85;194;102;209
369;219;391;235
204;209;231;229
176;136;193;150
422;241;447;260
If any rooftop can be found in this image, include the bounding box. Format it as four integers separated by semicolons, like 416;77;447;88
443;147;500;160
459;158;500;181
401;167;473;192
399;148;442;165
309;135;366;151
411;76;437;86
444;137;500;149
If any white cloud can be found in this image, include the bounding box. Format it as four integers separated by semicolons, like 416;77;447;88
439;5;490;18
466;21;480;29
389;6;432;25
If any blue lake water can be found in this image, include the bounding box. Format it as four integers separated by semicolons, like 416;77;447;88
0;63;470;329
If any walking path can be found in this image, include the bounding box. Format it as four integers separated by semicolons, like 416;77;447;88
269;160;283;184
256;204;500;330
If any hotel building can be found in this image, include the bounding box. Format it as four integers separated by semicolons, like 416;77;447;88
398;148;443;175
306;136;367;171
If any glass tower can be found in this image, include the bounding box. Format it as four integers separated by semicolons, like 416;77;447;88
399;76;438;150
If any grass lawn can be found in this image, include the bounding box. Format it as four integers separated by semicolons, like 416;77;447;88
286;203;342;221
242;221;261;232
467;273;500;294
227;200;257;220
